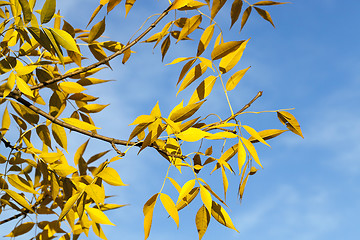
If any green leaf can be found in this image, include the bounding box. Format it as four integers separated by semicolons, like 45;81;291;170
41;0;56;24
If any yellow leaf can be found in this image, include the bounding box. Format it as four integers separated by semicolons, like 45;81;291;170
41;0;56;24
221;166;228;199
18;0;32;24
241;6;252;31
241;137;262;168
5;189;34;213
3;72;16;98
205;131;237;140
195;205;210;240
238;140;247;173
249;129;288;143
177;179;196;204
143;193;158;240
97;167;128;186
8;174;38;195
176;127;211;142
40;152;63;163
89;17;106;42
107;0;121;13
254;7;275;27
169;0;192;10
62;118;100;131
253;1;288;5
200;185;212;213
211;41;243;60
77;77;112;86
59;192;80;220
277;111;303;138
177;62;208;95
5;222;35;237
1;106;10;135
59;82;86;94
242;125;270;147
197;24;215;56
211;0;226;19
79;104;109;113
225;66;251;91
230;0;243;29
188;76;217;105
52;123;67;150
167;177;181;193
16;76;34;97
85;184;105;205
177;15;202;42
161;35;171;61
49;28;81;54
166;57;193;65
86;206;115;225
129;115;156;126
177;58;196;85
15;64;38;75
211;201;238;232
169;100;205;122
74;139;89;166
211;143;238;173
36;125;52;148
52;163;77;177
176;187;199;211
220;39;249;74
160;193;179;228
150;102;162;118
125;0;136;16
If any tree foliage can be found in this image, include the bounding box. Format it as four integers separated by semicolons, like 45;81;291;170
0;0;302;239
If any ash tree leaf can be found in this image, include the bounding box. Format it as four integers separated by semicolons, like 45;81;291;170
248;129;288;143
241;6;252;31
195;205;210;240
230;0;243;29
36;124;52;148
253;1;288;6
225;66;251;91
161;35;171;61
79;104;110;113
177;62;208;95
176;127;211;142
53;163;77;177
49;28;81;54
88;17;106;43
211;41;243;60
8;174;38;195
5;222;35;237
107;0;122;13
219;39;249;74
97;167;128;186
200;185;212;213
5;189;34;213
211;201;238;232
188;76;217;105
254;7;275;27
238;140;247;173
211;0;226;19
143;193;159;240
59;82;86;94
86;206;115;225
241;137;262;168
85;184;105;205
62;118;100;131
177;15;202;42
160;193;179;228
2;106;10;135
170;0;193;10
41;0;56;24
242;125;270;147
169;100;205;122
18;0;32;24
59;192;80;220
125;0;136;17
197;24;215;56
277;111;303;138
177;179;196;204
176;187;199;211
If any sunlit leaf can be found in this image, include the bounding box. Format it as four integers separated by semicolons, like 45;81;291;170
188;76;217;105
170;0;192;10
79;104;109;113
241;6;252;31
177;127;211;142
170;100;205;122
211;201;238;232
225;66;250;91
160;193;179;228
86;206;115;225
277;111;303;138
8;174;38;195
242;125;270;147
97;167;128;186
59;192;81;220
195;205;210;240
238;140;246;173
177;62;208;95
5;189;34;213
41;0;56;24
59;82;86;94
248;129;288;143
200;185;212;213
177;179;196;204
219;39;249;74
177;15;202;42
176;187;199;211
49;28;81;54
89;18;106;42
143;193;158;240
241;137;262;168
62;118;100;131
253;1;287;6
254;7;275;27
211;0;226;19
18;0;32;24
211;41;243;60
5;222;35;237
230;0;243;29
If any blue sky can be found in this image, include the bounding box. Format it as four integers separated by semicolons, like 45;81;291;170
2;0;360;239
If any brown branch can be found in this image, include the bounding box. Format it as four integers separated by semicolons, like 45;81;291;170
30;5;173;91
9;93;136;147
